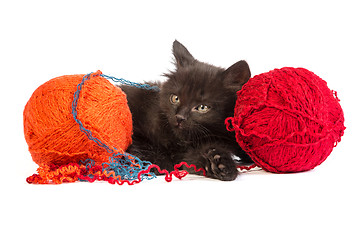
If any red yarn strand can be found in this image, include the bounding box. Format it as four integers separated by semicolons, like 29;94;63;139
27;162;206;185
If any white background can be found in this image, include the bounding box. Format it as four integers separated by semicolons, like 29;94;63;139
1;0;359;239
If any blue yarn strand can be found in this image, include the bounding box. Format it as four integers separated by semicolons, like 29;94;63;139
72;72;156;182
100;74;160;91
71;73;114;154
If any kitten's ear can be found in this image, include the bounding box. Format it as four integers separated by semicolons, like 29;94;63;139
222;60;251;91
173;40;195;68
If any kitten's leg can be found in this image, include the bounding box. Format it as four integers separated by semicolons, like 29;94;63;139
184;145;239;181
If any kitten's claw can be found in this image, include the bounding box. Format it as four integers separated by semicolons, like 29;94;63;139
203;148;238;181
213;154;221;160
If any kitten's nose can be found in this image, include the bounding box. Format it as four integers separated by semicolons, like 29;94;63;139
175;114;186;125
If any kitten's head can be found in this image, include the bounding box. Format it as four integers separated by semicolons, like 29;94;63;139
160;40;251;140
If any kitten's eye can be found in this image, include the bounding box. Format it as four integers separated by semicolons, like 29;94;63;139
170;94;180;104
193;104;211;113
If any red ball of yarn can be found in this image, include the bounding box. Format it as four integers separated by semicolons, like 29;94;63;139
23;71;133;166
227;67;345;173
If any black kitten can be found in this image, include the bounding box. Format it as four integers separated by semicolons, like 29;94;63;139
120;40;252;181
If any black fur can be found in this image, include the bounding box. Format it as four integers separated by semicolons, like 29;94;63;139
120;40;252;181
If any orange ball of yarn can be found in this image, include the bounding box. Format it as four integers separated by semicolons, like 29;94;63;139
23;71;132;166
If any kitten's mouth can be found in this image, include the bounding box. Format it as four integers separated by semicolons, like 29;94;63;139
175;122;184;129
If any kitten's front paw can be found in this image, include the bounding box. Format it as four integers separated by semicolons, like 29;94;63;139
203;148;238;181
